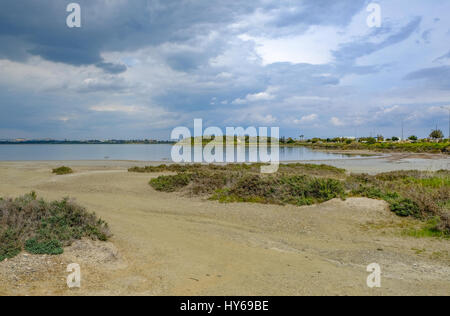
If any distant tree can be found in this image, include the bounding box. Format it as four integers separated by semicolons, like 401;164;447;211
377;135;384;142
299;135;304;141
429;129;444;140
391;136;400;142
408;135;418;141
367;137;377;145
287;137;295;144
331;137;341;143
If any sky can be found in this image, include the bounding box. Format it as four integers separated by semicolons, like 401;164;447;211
0;0;450;140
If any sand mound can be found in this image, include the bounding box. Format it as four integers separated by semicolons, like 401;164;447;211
0;239;125;295
62;239;124;268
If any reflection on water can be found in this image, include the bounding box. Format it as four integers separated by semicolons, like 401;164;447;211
0;144;362;162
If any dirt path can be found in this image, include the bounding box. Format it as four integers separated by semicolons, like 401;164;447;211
0;162;449;296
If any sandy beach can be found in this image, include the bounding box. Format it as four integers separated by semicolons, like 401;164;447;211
0;153;449;296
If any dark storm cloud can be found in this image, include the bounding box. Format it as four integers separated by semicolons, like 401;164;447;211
0;0;375;72
404;66;450;89
271;0;369;28
96;62;128;74
332;17;422;65
0;0;262;71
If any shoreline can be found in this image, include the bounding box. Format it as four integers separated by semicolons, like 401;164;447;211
0;152;447;174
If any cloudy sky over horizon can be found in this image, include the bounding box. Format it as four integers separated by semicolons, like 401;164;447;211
1;0;450;140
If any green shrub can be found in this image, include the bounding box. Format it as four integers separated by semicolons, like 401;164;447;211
306;178;345;201
0;229;22;261
351;185;399;200
52;166;73;175
150;173;193;192
390;198;421;218
25;238;63;255
0;193;111;261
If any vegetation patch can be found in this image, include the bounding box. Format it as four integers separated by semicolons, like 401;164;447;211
140;163;449;236
348;170;449;235
52;166;74;175
0;229;22;262
0;193;111;261
144;164;347;205
131;163;346;178
149;173;193;192
403;218;450;239
25;238;63;255
210;175;345;206
290;138;449;154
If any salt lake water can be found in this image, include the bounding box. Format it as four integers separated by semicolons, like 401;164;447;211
0;144;362;161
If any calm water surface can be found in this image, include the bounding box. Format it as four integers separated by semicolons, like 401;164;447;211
0;144;362;161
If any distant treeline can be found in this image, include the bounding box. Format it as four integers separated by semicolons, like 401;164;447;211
0;139;175;145
182;136;277;145
179;136;450;154
292;139;450;154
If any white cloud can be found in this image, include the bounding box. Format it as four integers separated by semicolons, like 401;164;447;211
291;96;330;102
428;105;450;114
231;98;246;105
232;88;277;104
383;105;401;114
239;26;347;65
246;91;275;102
294;114;318;124
89;105;144;113
254;114;277;124
330;117;345;127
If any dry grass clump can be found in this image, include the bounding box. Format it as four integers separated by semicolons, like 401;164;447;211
347;170;449;235
0;192;111;261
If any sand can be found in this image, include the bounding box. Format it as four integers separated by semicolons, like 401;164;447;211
0;154;449;296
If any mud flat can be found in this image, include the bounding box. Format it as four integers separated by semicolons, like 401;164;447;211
0;158;448;296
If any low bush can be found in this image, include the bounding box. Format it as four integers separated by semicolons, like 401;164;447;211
149;173;193;192
25;238;63;255
390;198;421;218
52;166;73;175
0;229;22;262
0;193;111;261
